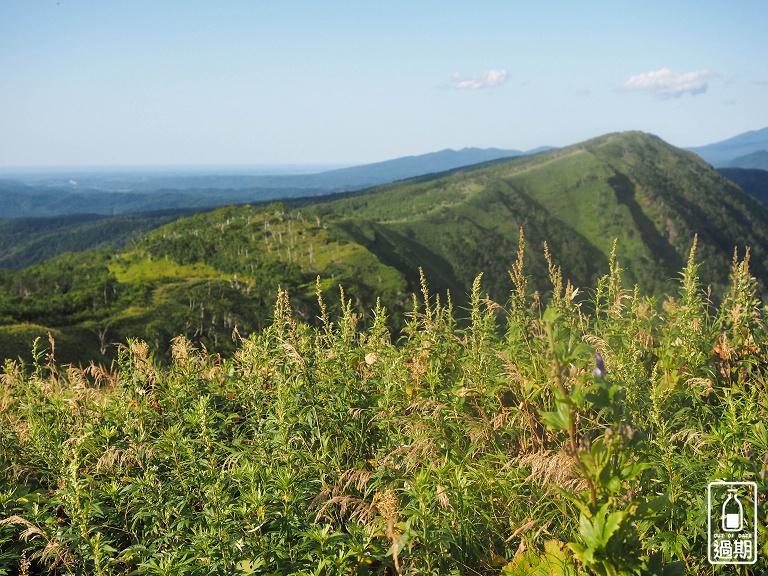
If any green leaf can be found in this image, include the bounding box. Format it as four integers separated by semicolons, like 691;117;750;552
543;307;561;323
579;506;624;549
540;402;571;432
605;475;622;493
551;485;593;516
636;492;670;518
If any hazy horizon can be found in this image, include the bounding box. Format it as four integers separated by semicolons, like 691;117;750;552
0;163;352;177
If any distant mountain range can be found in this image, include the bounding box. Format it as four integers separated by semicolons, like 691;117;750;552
725;149;768;170
132;146;553;192
4;131;768;365
6;128;768;220
685;127;768;169
0;146;545;218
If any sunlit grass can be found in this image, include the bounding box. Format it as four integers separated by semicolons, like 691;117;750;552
109;251;227;283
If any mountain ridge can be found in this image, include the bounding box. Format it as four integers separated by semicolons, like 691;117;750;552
308;130;768;300
0;146;551;267
725;149;768;170
685;127;768;166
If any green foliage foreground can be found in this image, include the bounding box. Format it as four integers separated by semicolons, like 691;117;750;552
1;237;767;575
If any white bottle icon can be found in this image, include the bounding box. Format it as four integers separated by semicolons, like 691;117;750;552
722;488;743;532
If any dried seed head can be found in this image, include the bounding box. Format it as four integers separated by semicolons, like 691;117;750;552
436;484;453;510
19;551;31;576
373;489;399;520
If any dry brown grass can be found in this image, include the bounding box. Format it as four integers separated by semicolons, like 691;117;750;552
512;450;588;493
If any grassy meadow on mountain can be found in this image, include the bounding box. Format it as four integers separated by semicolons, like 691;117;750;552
6;0;768;571
0;203;409;365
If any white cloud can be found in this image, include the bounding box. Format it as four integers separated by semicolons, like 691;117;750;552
452;69;509;89
622;67;717;99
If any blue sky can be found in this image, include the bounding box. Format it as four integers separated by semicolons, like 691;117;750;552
1;0;767;167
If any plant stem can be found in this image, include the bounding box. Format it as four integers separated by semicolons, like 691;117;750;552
545;323;597;510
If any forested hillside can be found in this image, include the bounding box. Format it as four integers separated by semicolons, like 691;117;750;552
0;210;201;270
0;204;407;365
719;168;768;206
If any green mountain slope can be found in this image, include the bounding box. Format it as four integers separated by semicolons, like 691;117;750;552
0;209;203;270
309;131;768;300
0;149;550;270
719;167;768;205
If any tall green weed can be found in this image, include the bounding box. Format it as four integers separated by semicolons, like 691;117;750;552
1;234;766;574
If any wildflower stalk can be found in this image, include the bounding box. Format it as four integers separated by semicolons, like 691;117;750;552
544;320;597;510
